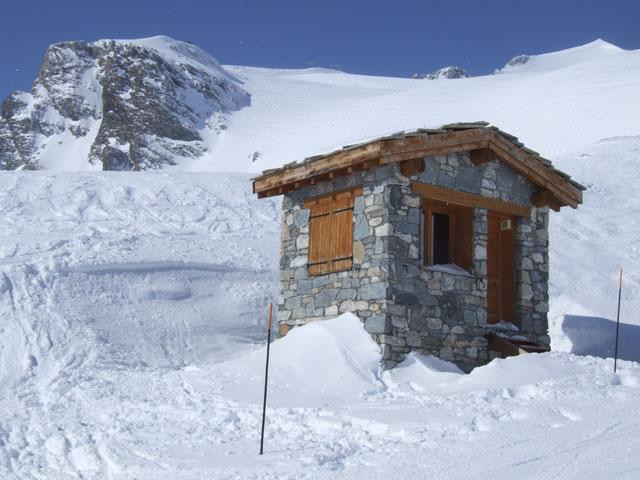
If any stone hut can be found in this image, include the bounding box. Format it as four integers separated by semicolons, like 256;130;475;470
252;123;584;371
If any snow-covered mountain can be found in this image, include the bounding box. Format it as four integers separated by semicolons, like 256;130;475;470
0;36;248;170
2;37;639;172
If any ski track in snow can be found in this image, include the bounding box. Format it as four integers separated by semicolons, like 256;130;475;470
2;39;640;478
0;167;638;479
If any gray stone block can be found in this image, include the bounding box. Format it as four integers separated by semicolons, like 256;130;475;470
364;315;391;334
315;288;339;307
359;281;387;300
337;288;357;301
354;214;370;240
293;209;310;227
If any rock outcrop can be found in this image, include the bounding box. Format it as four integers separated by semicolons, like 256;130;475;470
0;36;249;170
412;66;469;80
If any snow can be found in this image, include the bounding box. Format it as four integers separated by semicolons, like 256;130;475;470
203;38;640;171
425;263;473;276
497;39;625;75
2;39;640;478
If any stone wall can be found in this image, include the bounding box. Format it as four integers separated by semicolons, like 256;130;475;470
515;206;550;347
277;151;550;371
277;166;396;337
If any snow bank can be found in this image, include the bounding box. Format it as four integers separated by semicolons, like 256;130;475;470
221;313;383;404
0;171;280;389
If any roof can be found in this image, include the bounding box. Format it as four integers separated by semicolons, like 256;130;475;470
252;122;585;209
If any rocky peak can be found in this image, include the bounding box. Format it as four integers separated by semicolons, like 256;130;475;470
0;36;249;170
412;66;469;80
493;54;530;74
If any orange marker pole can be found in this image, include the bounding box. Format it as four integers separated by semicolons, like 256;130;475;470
614;268;622;373
259;303;273;455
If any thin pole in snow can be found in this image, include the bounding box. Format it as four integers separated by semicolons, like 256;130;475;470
259;303;273;455
614;268;623;373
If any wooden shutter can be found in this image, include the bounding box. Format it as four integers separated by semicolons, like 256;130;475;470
453;206;474;271
308;196;332;275
305;187;362;276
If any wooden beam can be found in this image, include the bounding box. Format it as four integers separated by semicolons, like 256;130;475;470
253;127;583;210
253;141;381;194
488;131;582;208
399;158;425;177
411;182;530;217
383;141;489;164
469;148;494;166
381;128;489;158
531;190;561;212
256;157;381;198
487;333;523;357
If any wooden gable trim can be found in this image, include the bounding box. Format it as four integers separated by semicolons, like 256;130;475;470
531;190;562;212
399;158;426;176
253;127;584;209
381;129;490;164
487;131;582;208
303;185;363;208
253;141;381;196
469;148;494;166
411;182;530;217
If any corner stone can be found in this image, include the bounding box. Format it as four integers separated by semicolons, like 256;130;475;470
364;315;390;334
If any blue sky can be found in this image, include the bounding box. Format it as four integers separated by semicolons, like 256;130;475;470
0;0;638;99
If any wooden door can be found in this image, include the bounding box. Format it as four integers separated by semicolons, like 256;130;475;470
487;213;515;324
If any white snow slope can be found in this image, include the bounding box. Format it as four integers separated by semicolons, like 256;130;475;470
1;38;640;478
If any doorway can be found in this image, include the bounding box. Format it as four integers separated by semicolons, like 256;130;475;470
487;213;516;324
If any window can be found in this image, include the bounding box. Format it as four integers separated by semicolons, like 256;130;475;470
304;187;362;276
421;198;473;271
432;212;451;265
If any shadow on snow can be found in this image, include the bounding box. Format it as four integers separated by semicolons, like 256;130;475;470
562;314;640;362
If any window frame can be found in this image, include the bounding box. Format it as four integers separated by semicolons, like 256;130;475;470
421;197;474;272
422;198;457;267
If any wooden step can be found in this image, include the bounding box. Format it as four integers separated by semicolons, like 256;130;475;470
486;332;550;358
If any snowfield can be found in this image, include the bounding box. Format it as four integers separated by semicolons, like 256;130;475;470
1;38;640;478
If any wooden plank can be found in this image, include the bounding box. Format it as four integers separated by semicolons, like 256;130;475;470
303;186;363;209
489;132;582;207
487;333;524;357
491;141;578;208
469;148;494;165
487;332;549;357
531;189;561;211
308;209;330;271
331;209;353;263
399;158;425;177
412;182;530;217
498;214;516;323
254;127;583;213
380;129;489;157
453;206;474;271
253;142;380;194
487;215;500;325
383;140;488;164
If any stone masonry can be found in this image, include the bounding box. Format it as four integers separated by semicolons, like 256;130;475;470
277;151;550;372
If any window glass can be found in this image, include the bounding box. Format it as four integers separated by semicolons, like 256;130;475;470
432;212;450;265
